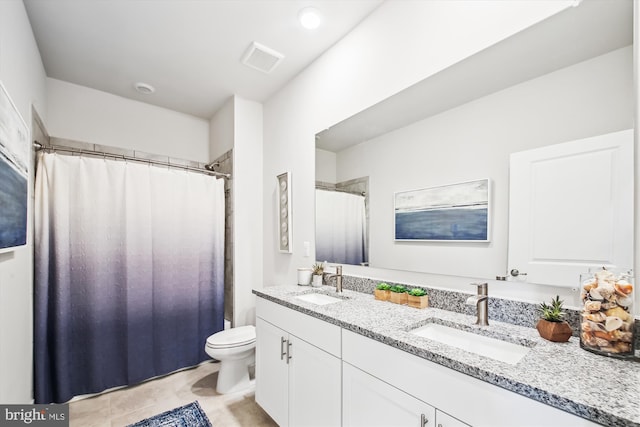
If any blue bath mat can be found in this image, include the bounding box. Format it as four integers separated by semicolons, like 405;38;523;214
127;401;212;427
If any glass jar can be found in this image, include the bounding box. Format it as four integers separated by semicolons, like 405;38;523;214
579;268;634;358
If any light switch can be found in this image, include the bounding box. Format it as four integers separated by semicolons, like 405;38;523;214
303;241;310;257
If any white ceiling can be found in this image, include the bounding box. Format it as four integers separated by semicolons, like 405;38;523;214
24;0;383;119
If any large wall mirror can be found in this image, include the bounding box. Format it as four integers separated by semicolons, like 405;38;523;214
315;1;634;285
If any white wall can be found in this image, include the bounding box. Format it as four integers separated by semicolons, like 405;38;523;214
46;78;209;162
209;96;234;161
0;0;47;403
263;1;575;291
336;47;632;283
232;96;263;326
315;148;336;183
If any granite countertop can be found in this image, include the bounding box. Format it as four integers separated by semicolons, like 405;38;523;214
253;285;640;427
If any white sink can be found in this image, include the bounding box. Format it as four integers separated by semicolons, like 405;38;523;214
411;323;530;365
295;293;343;305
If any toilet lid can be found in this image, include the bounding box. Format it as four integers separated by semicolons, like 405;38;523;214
206;325;256;348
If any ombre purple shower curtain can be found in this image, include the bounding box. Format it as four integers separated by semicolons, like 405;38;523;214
34;152;225;403
315;189;367;266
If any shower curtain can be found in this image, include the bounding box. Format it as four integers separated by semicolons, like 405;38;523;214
34;152;225;404
315;189;367;265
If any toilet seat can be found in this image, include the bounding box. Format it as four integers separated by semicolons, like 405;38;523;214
206;325;256;349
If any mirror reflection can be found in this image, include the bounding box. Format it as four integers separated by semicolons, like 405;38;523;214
315;1;633;281
315;177;369;266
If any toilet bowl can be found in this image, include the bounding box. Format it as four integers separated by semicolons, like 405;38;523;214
205;325;256;394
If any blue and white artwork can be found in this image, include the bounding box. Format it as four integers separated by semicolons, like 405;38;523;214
0;82;29;252
395;179;490;242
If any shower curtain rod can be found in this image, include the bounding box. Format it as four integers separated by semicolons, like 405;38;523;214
33;141;231;179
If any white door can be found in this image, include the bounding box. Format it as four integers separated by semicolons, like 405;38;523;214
288;335;342;427
255;318;289;427
342;362;435;427
508;129;634;287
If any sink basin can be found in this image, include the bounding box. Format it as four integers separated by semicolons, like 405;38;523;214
410;323;530;365
295;292;343;305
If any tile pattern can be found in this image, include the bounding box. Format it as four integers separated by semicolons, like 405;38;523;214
212;149;234;324
68;362;276;427
254;285;640;427
46;137;214;174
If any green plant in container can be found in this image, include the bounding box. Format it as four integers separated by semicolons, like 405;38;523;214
407;288;429;309
311;263;324;287
536;295;572;342
374;282;391;301
389;285;408;305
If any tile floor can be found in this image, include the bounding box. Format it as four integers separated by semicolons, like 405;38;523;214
68;361;277;427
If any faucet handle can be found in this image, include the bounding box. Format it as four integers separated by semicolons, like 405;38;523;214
470;281;488;296
470;281;487;287
329;264;342;274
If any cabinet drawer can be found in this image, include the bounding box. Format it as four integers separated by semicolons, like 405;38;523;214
256;297;341;357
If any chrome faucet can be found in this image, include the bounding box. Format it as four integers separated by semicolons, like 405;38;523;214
326;265;343;293
466;282;489;326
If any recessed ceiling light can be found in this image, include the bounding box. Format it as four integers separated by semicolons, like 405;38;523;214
298;7;322;30
134;82;155;94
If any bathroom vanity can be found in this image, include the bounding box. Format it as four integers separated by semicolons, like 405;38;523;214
253;286;640;427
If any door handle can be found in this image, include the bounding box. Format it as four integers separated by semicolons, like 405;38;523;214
420;413;429;426
286;341;293;364
510;268;527;277
280;337;287;361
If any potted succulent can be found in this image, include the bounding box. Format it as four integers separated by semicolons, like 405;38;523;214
389;285;408;305
311;263;324;287
536;295;572;342
407;288;429;309
374;282;391;301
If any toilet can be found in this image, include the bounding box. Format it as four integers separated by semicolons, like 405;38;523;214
205;325;256;394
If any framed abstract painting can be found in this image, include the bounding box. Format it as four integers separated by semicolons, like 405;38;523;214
0;81;29;252
394;179;490;242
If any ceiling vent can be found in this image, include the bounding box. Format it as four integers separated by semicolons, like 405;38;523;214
241;42;284;73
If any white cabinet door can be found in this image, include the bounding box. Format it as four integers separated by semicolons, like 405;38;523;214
436;410;471;427
343;362;435;427
289;336;342;427
256;318;289;427
508;129;633;287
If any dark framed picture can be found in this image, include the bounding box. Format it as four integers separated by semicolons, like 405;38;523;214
0;81;29;252
394;179;490;242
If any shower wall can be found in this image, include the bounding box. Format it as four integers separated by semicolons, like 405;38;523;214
213;149;234;324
